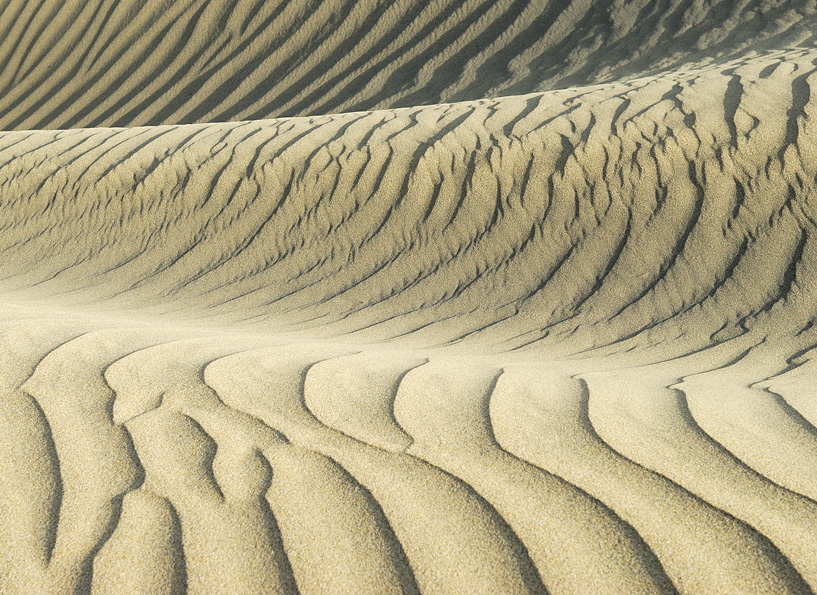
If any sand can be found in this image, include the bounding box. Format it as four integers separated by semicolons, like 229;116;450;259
1;0;817;593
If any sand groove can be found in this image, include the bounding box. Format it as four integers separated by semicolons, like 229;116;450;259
0;312;814;593
0;0;814;130
3;0;817;593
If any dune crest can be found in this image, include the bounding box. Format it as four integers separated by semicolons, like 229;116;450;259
2;0;817;593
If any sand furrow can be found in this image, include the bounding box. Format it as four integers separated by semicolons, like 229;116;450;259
490;367;812;593
205;348;546;594
581;356;817;588
0;1;811;129
0;309;816;592
90;489;187;595
0;50;813;355
4;1;817;592
392;360;676;594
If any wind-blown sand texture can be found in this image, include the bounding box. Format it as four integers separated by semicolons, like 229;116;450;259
1;0;817;593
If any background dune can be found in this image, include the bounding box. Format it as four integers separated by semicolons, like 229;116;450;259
2;0;817;593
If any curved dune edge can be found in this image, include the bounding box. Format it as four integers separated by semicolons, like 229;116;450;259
3;1;817;594
0;0;814;130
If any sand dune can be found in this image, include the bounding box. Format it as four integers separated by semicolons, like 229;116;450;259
2;0;817;593
0;0;815;130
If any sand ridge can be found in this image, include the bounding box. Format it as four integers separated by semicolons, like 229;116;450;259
2;0;817;593
0;0;814;129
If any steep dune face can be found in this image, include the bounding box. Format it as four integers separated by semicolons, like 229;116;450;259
2;48;816;355
2;1;817;594
0;0;814;129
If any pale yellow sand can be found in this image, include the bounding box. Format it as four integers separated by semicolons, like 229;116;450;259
2;1;817;593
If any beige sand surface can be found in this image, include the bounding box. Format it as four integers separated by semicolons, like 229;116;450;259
2;0;817;593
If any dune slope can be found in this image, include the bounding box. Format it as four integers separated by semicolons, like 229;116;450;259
2;1;817;594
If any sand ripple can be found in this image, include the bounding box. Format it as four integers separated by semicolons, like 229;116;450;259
2;1;817;593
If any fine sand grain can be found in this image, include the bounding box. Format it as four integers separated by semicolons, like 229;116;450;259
2;0;817;593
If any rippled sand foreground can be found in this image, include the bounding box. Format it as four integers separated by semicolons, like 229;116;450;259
2;1;817;593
